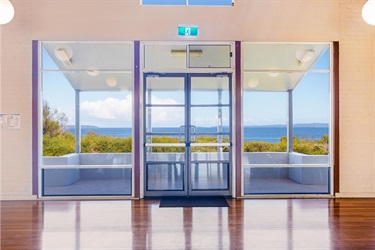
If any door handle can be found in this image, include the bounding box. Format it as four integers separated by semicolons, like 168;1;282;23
179;125;186;143
190;125;197;142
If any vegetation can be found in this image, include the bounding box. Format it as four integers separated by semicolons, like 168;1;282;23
43;101;74;156
44;132;328;156
147;136;230;153
43;132;75;156
43;100;68;137
291;134;328;155
243;135;328;155
43;100;328;156
81;131;132;153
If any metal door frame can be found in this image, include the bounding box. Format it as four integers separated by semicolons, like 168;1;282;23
143;73;232;197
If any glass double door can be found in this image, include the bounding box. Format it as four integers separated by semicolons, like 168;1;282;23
144;73;232;197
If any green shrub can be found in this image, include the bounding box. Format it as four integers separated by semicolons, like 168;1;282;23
81;131;132;153
43;132;75;156
44;133;329;156
243;135;328;155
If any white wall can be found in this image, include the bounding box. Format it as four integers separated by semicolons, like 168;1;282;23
1;0;34;200
30;0;339;41
1;0;374;199
337;0;375;197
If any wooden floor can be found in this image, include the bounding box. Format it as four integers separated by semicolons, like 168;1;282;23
1;198;375;249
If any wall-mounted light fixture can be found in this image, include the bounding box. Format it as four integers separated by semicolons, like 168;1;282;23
362;0;375;25
171;50;203;56
0;0;15;25
297;50;315;66
55;48;73;67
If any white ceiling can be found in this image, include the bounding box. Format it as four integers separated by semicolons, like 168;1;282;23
43;42;133;92
242;43;330;92
42;42;329;92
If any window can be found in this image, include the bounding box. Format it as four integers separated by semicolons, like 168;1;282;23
144;44;232;70
40;42;134;197
142;0;233;6
242;43;332;195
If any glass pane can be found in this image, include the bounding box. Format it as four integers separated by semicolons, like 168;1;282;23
189;0;232;6
80;153;132;165
243;127;287;144
142;0;185;5
145;44;187;69
196;127;230;135
189;45;231;68
191;107;230;128
142;0;232;5
41;42;134;197
293;72;330;156
79;91;132;153
191;149;230;161
191;76;229;105
244;167;330;194
42;72;76;157
147;163;184;191
194;135;230;147
146;135;182;144
243;91;287;152
312;47;330;70
68;127;132;138
243;152;288;165
146;106;185;129
42;47;59;70
146;77;185;105
146;148;185;161
191;163;229;190
43;168;132;196
243;152;329;165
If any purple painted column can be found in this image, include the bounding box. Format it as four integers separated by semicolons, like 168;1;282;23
133;41;141;198
235;41;242;198
333;41;339;194
32;40;39;196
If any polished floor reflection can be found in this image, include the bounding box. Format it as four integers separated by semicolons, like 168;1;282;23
1;198;375;249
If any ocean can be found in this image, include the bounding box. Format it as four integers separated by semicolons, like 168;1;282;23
67;126;328;143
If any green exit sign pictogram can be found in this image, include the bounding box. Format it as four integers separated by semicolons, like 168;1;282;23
178;26;198;37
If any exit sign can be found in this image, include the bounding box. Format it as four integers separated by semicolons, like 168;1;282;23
178;26;198;37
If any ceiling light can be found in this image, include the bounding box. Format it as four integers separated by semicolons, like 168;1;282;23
86;69;99;77
267;72;280;78
362;0;375;25
268;72;280;77
171;50;203;56
106;76;118;87
297;49;315;66
248;78;259;88
0;0;15;25
55;48;72;67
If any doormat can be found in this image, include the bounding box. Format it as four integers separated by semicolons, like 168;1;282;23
159;196;229;207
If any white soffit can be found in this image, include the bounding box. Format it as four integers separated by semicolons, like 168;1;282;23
242;43;329;92
42;42;133;91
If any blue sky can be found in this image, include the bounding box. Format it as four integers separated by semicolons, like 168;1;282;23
243;49;330;126
42;47;330;128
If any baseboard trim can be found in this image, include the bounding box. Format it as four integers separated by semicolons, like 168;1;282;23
335;192;375;198
0;195;37;201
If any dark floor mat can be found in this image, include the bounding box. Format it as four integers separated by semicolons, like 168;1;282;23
159;196;229;207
